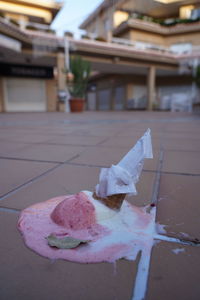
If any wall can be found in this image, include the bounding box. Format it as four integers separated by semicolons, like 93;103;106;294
157;75;193;86
129;30;166;46
118;26;200;48
3;77;47;112
113;11;129;28
84;14;105;38
166;32;200;47
88;74;146;110
46;79;57;111
126;84;147;99
88;72;195;111
84;6;115;40
117;31;132;40
179;5;195;19
93;74;145;90
0;1;52;23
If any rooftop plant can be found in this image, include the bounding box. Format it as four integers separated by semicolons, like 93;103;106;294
64;31;74;37
129;13;200;27
0;12;5;18
95;36;107;42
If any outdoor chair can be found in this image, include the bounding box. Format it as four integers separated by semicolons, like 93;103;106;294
160;95;171;110
170;93;192;112
127;96;147;110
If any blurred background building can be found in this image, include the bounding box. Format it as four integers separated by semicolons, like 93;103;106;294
78;0;200;111
0;0;200;112
0;0;64;112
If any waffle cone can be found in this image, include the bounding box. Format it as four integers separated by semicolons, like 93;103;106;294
93;192;126;210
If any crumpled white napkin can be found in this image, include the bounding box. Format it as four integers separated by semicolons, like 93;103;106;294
95;129;153;198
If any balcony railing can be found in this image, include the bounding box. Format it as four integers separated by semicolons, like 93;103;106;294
0;15;55;34
114;15;200;36
0;33;21;52
127;13;200;27
111;37;200;56
112;37;173;54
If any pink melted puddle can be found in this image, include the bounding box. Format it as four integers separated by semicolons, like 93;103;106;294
18;191;156;263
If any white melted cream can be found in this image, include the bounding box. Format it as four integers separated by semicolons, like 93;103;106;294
84;191;119;222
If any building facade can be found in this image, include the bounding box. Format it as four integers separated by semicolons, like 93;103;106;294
0;0;199;112
78;0;200;111
0;0;67;112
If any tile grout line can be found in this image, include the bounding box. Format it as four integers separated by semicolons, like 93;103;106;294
0;156;61;164
132;142;200;300
0;154;80;202
131;148;164;300
0;116;199;129
150;150;164;206
1;155;200;176
154;233;200;247
0;207;20;214
133;130;166;300
95;137;111;146
65;161;200;177
0;163;62;202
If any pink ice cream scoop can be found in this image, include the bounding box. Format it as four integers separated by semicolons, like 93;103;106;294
51;192;96;230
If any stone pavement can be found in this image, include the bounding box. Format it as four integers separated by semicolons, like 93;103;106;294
0;111;200;300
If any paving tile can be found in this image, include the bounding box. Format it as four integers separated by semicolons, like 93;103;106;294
156;174;200;239
100;136;161;151
163;137;200;151
0;211;138;300
1;111;200;300
0;141;31;157
71;146;159;171
1;133;54;144
117;130;164;140
74;126;123;137
0;164;100;210
127;171;156;207
28;127;76;136
0;165;155;210
0;131;23;140
47;135;106;146
71;146;130;167
41;125;92;136
66;127;95;136
116;125;165;138
107;132;138;144
162;150;200;174
146;241;200;300
166;122;200;133
164;131;200;140
0;159;56;197
4;144;86;163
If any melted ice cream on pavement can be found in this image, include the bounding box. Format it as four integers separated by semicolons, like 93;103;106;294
18;129;156;263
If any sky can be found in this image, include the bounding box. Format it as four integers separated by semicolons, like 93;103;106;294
51;0;103;38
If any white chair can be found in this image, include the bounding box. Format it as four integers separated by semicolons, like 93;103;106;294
171;93;192;112
160;95;171;110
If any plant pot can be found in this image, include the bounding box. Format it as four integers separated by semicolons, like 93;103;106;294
69;98;85;112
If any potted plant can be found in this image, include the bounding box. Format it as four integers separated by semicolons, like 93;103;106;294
66;56;91;112
64;31;74;38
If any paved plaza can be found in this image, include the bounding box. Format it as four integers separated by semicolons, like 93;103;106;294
0;110;200;300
